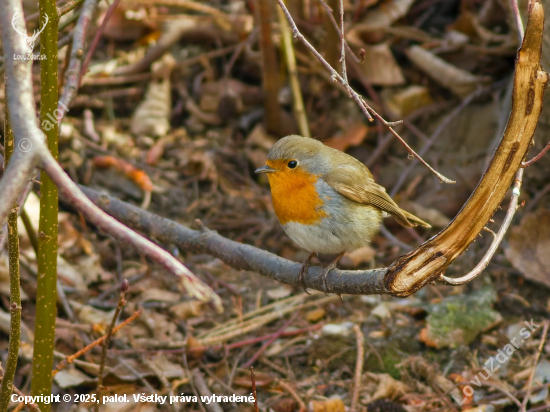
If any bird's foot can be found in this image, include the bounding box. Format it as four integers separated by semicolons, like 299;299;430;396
299;252;315;294
320;251;345;295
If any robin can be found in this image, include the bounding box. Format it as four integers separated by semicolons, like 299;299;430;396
255;135;431;293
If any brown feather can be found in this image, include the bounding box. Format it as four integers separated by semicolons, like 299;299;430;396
323;164;431;228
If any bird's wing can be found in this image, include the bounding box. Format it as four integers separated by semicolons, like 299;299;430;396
324;163;431;228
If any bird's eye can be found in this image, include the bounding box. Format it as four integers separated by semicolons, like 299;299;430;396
287;160;298;169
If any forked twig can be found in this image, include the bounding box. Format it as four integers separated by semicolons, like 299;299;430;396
272;0;455;184
52;310;142;377
522;141;550;167
520;320;549;412
438;169;524;286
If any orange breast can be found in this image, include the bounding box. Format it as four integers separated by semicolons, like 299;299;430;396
266;162;328;225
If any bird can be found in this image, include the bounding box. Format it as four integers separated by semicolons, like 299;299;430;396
255;134;431;293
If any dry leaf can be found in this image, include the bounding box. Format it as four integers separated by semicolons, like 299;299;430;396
381;86;433;118
406;46;489;97
323;124;369;151
347;42;406;86
309;398;345;412
355;0;416;31
505;209;550;288
366;373;411;401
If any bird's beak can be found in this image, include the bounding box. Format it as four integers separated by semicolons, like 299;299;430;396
254;165;276;174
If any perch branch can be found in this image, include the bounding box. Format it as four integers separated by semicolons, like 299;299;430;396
77;186;388;295
272;0;455;184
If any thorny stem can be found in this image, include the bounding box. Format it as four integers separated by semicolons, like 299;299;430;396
271;0;455;184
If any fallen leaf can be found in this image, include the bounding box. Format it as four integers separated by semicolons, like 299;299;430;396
309;398;345;412
406;46;489;97
323;124;369;151
505;209;550;288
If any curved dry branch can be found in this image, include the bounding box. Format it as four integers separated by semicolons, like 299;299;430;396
384;0;547;296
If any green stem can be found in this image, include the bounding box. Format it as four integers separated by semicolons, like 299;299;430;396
0;81;22;412
31;0;59;410
21;209;39;255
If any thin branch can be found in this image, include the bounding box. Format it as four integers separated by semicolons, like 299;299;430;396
350;325;364;412
521;321;549;412
42;156;222;309
316;0;364;63
438;169;523;286
271;0;455;184
0;0;222;310
80;0;122;83
522;141;550;167
250;367;259;412
94;280;128;412
58;0;99;121
52;310;142;377
78;186;388;295
57;0;85;18
511;0;525;42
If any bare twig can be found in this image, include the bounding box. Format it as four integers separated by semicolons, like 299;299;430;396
316;0;364;63
250;367;259;412
52;310;142;377
521;321;549;412
43;156;222;309
243;312;298;368
511;0;525;42
80;0;122;83
94;280;129;412
438;168;524;285
278;381;306;412
58;0;99;121
390;87;486;197
192;369;223;412
522;141;550;167
272;0;455;184
57;0;86;18
350;325;364;412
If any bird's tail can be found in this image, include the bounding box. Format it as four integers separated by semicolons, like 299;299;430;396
399;209;431;228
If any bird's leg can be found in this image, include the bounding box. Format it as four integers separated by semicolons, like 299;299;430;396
299;252;315;294
320;251;345;295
